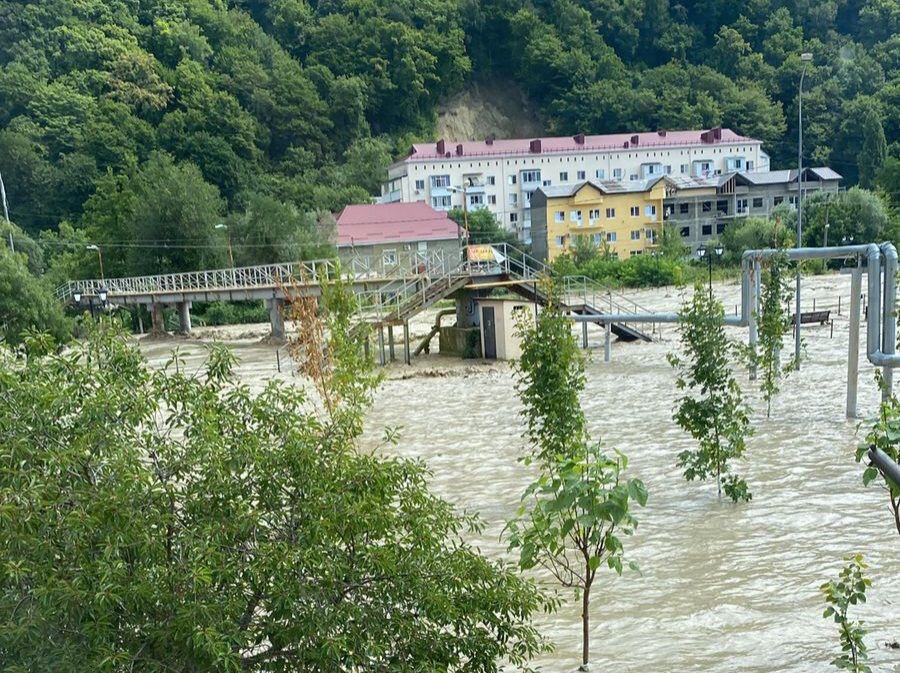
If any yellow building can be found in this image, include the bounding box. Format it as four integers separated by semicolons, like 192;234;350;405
530;178;667;262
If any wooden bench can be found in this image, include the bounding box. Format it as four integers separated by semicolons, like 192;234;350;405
791;310;831;326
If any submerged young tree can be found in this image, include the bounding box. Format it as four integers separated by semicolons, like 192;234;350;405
0;281;550;671
669;283;753;502
821;555;872;673
506;279;647;670
754;250;794;417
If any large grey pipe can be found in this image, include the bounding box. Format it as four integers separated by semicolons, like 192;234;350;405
572;243;899;370
868;446;900;488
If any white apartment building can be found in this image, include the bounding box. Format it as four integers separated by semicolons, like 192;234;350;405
381;128;769;242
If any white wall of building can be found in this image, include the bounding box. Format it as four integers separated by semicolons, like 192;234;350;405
382;140;769;242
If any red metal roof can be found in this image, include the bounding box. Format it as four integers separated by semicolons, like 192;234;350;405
336;202;459;247
403;128;755;162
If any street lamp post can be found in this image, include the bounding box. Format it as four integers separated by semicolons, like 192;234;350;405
86;244;105;284
697;243;724;302
215;223;235;269
448;185;470;249
795;51;813;370
651;250;660;287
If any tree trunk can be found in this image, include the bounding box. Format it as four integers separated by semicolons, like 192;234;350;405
581;581;591;668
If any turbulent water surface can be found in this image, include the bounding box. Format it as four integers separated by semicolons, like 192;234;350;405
141;274;900;673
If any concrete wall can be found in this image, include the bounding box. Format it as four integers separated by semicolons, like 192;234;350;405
338;237;461;271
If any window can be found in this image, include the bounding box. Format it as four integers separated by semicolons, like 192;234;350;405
555;211;565;223
509;213;518;223
508;193;518;207
589;208;600;220
680;226;690;238
747;161;754;170
577;170;585;180
508;175;517;185
629;174;638;180
595;169;606;179
469;194;484;207
488;194;496;205
736;198;748;214
630;206;640;217
645;228;655;241
606;232;617;242
630;250;642;257
716;200;728;214
431;195;451;210
716;222;726;234
414;179;425;190
570;210;582;222
774;196;784;206
524;190;535;207
521;170;541;183
701;224;712;236
630;230;641;240
645;204;657;218
555;235;565;247
542;179;551;186
382;249;397;266
702;201;712;213
559;171;569;182
680;164;689;173
487;175;496;185
726;157;746;171
679;203;689;214
752;197;764;208
665;165;672;174
613;168;623;179
592;233;603;244
606;207;616;218
431;175;450;188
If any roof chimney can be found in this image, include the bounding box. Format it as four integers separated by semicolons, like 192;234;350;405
485;135;495;145
713;126;722;140
436;139;445;154
455;144;464;156
529;139;542;153
623;141;630;148
574;133;585;145
630;135;639;146
657;130;667;137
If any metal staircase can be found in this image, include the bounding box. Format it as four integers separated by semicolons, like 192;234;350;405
353;243;653;343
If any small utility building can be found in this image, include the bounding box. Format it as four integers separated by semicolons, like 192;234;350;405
335;202;462;271
479;299;535;360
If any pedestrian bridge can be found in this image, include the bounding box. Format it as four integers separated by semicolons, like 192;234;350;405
57;244;653;345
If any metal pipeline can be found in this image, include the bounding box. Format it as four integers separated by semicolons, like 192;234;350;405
570;243;900;373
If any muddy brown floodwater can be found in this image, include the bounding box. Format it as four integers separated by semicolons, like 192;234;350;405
141;273;900;673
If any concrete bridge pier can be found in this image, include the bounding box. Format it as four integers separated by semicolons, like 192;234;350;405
266;298;285;340
176;301;192;334
150;302;166;334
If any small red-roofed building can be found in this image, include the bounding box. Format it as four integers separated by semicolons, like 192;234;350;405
335;202;462;273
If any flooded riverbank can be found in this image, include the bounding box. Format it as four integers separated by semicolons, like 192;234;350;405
140;273;900;672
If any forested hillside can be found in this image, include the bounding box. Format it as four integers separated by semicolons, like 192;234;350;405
0;0;897;278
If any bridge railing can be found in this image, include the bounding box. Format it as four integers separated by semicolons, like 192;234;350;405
56;248;458;301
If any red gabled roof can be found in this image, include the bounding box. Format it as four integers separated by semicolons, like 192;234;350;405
402;128;755;162
335;202;459;247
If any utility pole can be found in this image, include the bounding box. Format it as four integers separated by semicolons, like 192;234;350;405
0;170;13;253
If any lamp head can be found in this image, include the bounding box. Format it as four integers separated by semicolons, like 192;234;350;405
697;246;707;259
800;52;813;62
86;244;99;251
98;287;108;303
73;292;82;303
714;243;724;257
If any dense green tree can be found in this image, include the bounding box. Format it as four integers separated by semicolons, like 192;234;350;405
0;283;550;671
858;106;887;189
0;246;70;345
795;188;895;247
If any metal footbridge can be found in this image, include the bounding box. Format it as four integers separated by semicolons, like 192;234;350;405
57;244;652;342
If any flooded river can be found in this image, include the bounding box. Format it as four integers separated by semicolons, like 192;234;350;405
141;273;900;672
